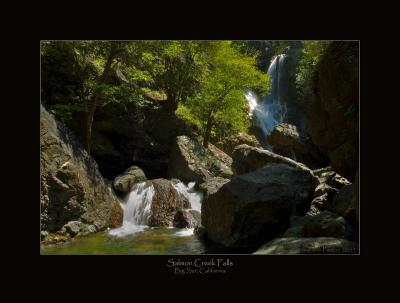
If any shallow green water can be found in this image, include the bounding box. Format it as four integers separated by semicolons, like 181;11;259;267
41;227;206;255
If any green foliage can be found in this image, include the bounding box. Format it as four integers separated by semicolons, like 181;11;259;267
49;103;86;123
295;41;331;105
176;104;202;130
184;41;270;144
41;40;270;148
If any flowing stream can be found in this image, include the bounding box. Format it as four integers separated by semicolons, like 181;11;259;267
41;181;206;254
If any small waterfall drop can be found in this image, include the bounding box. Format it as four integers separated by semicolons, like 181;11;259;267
172;181;203;212
109;181;203;237
109;182;155;237
246;54;288;141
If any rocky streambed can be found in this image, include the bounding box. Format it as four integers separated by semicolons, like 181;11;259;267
41;105;359;255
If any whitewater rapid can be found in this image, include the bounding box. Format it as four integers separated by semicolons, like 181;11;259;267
109;181;203;237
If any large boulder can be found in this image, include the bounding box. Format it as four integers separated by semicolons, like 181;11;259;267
207;143;233;168
306;167;351;216
254;237;359;254
308;42;359;181
173;209;201;228
197;176;230;198
267;123;328;169
283;211;346;239
112;165;147;194
40;105;123;242
146;179;191;227
215;132;261;156
201;163;316;250
332;184;354;216
168;136;233;183
232;144;312;175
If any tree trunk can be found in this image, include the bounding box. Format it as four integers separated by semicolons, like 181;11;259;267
85;95;98;153
203;114;213;148
165;90;178;112
84;43;118;154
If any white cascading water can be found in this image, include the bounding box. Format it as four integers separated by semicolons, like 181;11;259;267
172;181;203;236
109;181;203;237
109;182;155;237
246;54;288;140
172;181;203;212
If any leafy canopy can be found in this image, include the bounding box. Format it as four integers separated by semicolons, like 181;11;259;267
182;41;270;144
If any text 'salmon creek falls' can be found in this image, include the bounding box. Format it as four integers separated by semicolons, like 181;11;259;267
41;40;359;255
167;258;234;268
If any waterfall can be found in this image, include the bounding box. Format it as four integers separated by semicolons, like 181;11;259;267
172;181;203;212
246;54;288;140
109;181;203;237
109;182;154;237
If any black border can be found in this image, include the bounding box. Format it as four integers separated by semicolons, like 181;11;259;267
10;10;379;288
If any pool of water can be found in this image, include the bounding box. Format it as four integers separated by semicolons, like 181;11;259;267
41;227;206;255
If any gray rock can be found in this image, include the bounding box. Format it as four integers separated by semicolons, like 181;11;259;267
40;105;123;242
332;184;354;216
314;182;338;198
112;165;147;194
215;132;261;156
197;177;230;198
329;173;351;190
306;193;331;216
201;163;316;249
194;225;207;239
267;123;328;169
232;144;314;176
145;179;191;227
173;209;201;228
284;211;346;238
254;237;359;254
306;42;359;181
168;136;233;183
63;221;85;236
188;210;201;226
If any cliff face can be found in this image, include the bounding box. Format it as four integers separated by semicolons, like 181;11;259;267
40;105;122;242
308;41;359;181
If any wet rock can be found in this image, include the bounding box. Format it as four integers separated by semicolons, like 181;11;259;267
146;179;191;227
173;209;201;228
112;165;147;194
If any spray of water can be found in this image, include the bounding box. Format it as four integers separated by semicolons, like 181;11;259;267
246;54;288;139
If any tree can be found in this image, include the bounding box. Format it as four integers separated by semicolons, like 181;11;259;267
41;41;158;153
145;41;212;111
295;41;331;107
186;41;270;147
